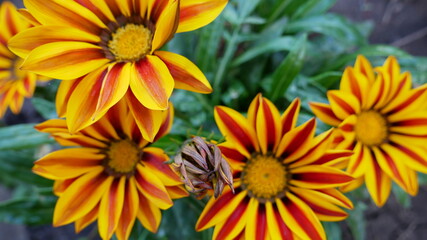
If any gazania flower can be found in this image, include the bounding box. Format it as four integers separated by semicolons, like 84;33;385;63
310;56;427;206
33;100;188;240
0;1;47;118
9;0;227;132
196;94;354;240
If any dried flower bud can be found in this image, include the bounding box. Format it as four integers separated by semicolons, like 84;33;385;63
173;136;234;198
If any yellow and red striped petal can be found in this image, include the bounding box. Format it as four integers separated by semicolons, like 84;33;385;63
265;202;294;240
177;0;228;33
166;185;189;199
196;189;247;231
310;149;353;167
327;90;360;119
33;148;103;180
381;83;427;115
316;188;353;209
130;55;174;110
276;118;316;163
98;177;125;240
66;66;109;133
75;0;116;24
347;142;371;178
291;130;334;168
244;199;269;240
125;90;164;142
213;198;249;240
142;147;182;186
309;102;341;127
365;159;391;207
354;55;375;84
214;106;259;157
389;112;427;136
255;96;282;154
335;114;356;150
340;67;370;108
365;73;391;110
281;98;301;134
151;0;179;51
372;146;418;196
8;25;100;59
384;140;427;174
219;143;247;172
21;41;109;80
17;9;40;26
56;78;81;118
136;189;161;233
53;168;112;226
156;51;212;93
276;193;326;240
23;0;106;33
290;187;349;222
75;204;99;233
290;165;354;189
116;179;139;240
0;2;29;40
153;103;174;142
134;164;172;210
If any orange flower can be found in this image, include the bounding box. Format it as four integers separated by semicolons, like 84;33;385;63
9;0;227;133
310;56;427;206
33;100;187;240
0;1;47;118
196;94;354;240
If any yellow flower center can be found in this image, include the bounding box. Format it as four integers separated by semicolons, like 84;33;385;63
108;24;152;62
105;139;140;176
354;110;388;146
241;155;288;201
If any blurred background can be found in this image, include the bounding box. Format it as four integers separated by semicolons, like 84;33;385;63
0;0;426;239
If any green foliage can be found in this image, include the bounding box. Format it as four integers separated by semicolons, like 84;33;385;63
1;0;427;239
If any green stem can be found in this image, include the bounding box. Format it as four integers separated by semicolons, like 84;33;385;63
212;28;241;105
266;0;288;25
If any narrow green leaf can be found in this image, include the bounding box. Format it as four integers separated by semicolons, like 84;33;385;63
310;71;342;88
268;34;306;101
0;124;53;150
232;37;296;66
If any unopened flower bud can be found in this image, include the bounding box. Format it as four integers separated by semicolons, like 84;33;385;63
173;136;234;198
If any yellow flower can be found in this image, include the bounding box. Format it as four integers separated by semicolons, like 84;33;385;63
33;100;188;240
196;94;354;240
0;1;47;118
310;56;427;206
9;0;227;132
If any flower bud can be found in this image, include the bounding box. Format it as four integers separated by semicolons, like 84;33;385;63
173;136;234;198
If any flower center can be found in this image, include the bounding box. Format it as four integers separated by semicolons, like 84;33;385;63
241;155;288;201
105;139;140;176
354;110;388;146
108;23;152;62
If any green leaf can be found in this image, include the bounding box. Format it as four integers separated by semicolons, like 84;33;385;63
232;36;296;66
268;34;307;101
310;71;343;88
0;194;56;225
0;124;53;150
346;201;367;240
0;150;52;187
323;222;342;240
31;97;57;120
286;14;365;46
392;183;411;209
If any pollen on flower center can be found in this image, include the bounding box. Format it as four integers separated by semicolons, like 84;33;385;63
108;24;152;62
105;139;140;175
241;155;288;201
355;110;388;146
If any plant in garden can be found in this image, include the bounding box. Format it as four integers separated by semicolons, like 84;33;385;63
196;94;354;240
8;0;227;134
310;56;427;207
32;100;187;240
1;0;427;239
0;1;49;118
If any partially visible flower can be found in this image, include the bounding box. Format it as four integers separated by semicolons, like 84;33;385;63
9;0;228;134
0;1;47;117
174;136;234;198
33;100;187;240
310;56;427;206
196;94;354;240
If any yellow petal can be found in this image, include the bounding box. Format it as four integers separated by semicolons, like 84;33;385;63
151;0;178;51
177;0;228;33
